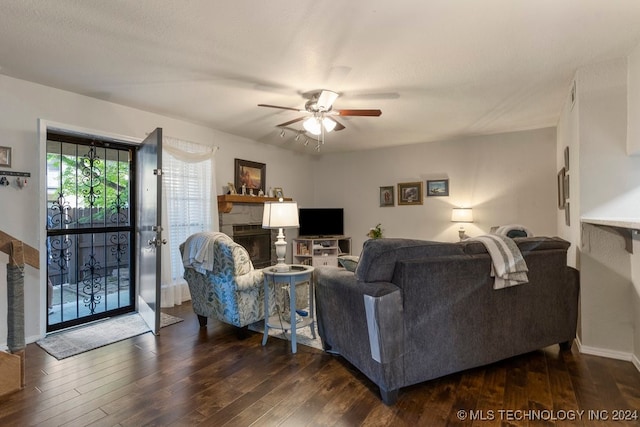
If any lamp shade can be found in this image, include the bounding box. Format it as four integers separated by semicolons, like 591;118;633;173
262;201;299;229
303;117;322;135
322;117;337;132
451;208;473;223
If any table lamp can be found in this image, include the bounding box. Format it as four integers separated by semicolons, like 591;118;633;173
262;199;299;271
451;207;473;241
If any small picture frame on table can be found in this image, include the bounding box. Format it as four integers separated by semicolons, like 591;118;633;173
273;187;284;199
0;146;11;167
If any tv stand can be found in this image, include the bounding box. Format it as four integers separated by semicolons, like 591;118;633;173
293;237;351;267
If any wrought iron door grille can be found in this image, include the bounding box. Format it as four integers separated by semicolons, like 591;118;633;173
46;135;135;332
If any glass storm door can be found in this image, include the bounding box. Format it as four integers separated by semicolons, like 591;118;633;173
46;134;136;332
136;128;163;334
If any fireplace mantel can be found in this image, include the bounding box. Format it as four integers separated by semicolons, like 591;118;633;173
217;194;293;213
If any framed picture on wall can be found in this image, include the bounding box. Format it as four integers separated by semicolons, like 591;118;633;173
398;182;423;205
426;179;449;197
0;146;11;167
234;158;266;194
379;186;394;207
557;167;566;209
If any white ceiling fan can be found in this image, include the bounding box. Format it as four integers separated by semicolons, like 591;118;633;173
258;89;382;149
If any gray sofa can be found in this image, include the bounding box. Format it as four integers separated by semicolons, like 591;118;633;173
315;237;579;405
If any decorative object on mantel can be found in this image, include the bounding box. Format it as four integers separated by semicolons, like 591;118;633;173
426;179;449;197
234;158;266;194
217;194;293;213
398;182;423;205
262;199;299;272
0;146;11;167
227;182;236;194
451;207;473;241
367;223;383;239
273;187;284;198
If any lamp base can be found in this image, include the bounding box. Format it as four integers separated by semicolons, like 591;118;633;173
458;227;468;241
273;262;290;272
273;229;289;272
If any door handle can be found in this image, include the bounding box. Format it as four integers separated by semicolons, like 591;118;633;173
148;236;167;247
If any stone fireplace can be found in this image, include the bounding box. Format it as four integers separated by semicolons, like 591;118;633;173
218;196;279;268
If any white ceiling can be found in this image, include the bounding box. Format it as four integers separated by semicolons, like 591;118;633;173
2;1;640;153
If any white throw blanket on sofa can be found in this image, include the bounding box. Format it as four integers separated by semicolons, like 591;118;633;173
470;234;529;289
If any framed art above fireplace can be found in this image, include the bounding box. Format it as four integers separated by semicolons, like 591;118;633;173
235;158;266;194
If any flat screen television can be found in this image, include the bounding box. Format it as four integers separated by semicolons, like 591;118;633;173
298;208;344;237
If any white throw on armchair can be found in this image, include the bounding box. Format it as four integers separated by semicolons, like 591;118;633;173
180;232;274;328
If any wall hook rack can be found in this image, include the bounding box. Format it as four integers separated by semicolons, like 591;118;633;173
0;171;31;189
0;171;31;177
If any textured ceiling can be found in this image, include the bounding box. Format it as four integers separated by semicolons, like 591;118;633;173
2;1;640;153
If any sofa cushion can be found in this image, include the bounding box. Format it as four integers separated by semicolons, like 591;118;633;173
338;255;360;272
355;238;465;283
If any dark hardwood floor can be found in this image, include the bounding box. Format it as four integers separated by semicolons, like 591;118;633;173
1;302;639;426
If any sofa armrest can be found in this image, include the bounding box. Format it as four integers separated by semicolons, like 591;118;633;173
315;267;404;389
235;269;264;291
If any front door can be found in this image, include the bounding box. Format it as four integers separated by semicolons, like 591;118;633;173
136;128;163;334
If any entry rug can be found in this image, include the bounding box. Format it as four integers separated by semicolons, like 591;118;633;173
37;312;183;360
248;320;322;350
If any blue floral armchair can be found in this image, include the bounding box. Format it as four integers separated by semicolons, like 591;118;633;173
180;232;274;328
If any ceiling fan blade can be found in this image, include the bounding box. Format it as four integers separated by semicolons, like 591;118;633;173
336;109;382;117
276;117;305;127
258;104;304;112
332;118;346;131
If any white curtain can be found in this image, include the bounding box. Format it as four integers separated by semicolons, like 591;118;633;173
160;136;219;307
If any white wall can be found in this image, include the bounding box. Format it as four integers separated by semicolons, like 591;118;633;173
559;54;640;368
628;43;640;155
579;58;640;220
0;74;314;346
312;128;558;254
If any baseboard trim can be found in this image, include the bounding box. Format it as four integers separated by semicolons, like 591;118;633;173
633;354;640;373
576;337;636;363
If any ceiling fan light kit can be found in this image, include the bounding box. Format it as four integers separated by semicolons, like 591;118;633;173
315;90;339;111
303;116;322;135
258;89;381;151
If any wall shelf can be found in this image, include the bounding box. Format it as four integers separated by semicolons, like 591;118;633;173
581;218;640;254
